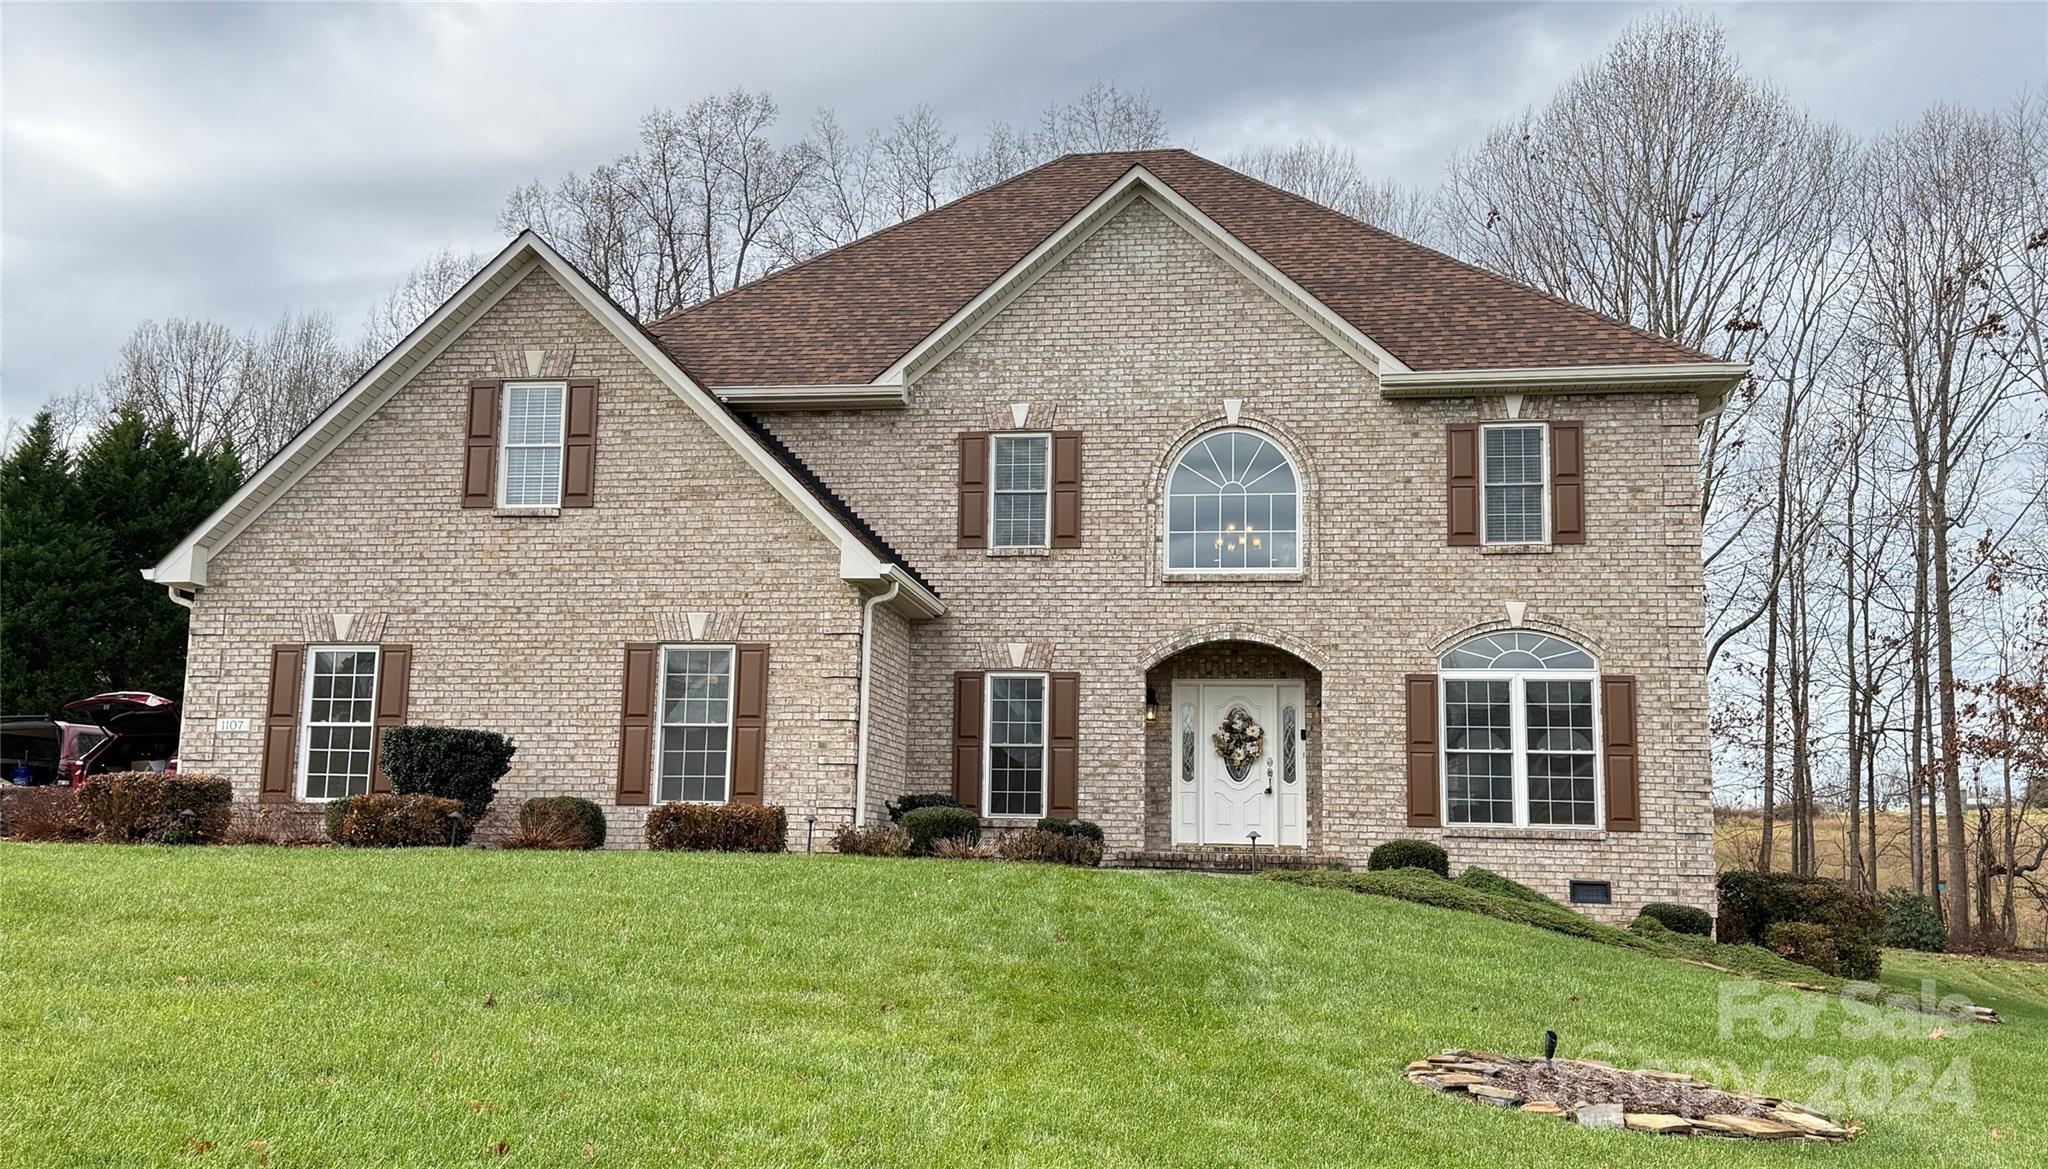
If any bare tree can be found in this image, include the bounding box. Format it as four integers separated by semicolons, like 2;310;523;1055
876;104;958;220
1225;141;1437;242
99;319;246;453
771;110;883;265
958;82;1170;191
359;246;486;366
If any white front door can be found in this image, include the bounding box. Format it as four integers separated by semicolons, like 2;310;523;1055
1171;680;1306;847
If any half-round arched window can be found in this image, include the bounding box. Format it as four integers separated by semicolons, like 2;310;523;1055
1166;429;1300;571
1437;631;1599;828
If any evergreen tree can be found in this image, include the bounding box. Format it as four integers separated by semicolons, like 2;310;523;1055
1;412;114;714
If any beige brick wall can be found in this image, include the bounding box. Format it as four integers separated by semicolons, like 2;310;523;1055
757;196;1717;918
179;267;871;847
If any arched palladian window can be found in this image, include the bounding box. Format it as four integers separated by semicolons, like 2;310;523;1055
1438;631;1600;828
1166;429;1300;571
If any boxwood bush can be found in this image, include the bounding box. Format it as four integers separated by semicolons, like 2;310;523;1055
1035;817;1104;843
885;792;960;824
1879;888;1948;952
1637;901;1714;937
75;772;232;844
645;803;787;852
377;726;516;838
325;793;465;847
1366;838;1449;878
510;796;606;850
1716;870;1884;979
900;805;982;854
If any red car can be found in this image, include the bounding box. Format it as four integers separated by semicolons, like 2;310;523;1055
0;692;179;786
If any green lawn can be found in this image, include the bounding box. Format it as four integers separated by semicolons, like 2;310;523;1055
2;845;2041;1167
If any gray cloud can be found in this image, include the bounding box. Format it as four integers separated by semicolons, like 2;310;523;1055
4;2;2042;416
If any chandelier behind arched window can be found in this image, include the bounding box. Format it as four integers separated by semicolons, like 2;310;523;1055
1166;429;1300;571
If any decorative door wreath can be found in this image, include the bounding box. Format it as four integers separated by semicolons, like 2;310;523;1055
1212;706;1266;781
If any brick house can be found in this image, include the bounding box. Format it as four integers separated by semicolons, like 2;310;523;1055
150;150;1742;916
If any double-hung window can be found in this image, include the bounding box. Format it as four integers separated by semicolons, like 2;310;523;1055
1439;631;1599;828
657;645;734;803
985;673;1046;817
990;434;1051;548
1481;423;1547;544
500;381;567;507
300;646;380;801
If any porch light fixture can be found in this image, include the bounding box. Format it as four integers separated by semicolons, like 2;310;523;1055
1145;686;1159;722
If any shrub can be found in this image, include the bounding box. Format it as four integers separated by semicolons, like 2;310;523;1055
832;823;913;857
900;805;982;854
886;792;960;824
513;796;606;850
325;793;465;847
929;836;994;860
1454;866;1551;904
1716;870;1884;980
1879;888;1947;953
998;827;1104;867
1366;839;1449;878
3;786;89;842
1629;912;1672;936
645;803;787;852
1036;817;1104;843
75;772;232;844
376;726;516;835
1638;901;1715;937
1766;922;1842;976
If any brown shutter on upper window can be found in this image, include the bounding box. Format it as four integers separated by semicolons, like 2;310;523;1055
1050;432;1082;548
1404;673;1441;827
1550;421;1585;545
1602;675;1640;831
951;672;984;813
562;378;598;508
615;643;658;806
1048;672;1080;817
366;645;413;794
260;645;304;804
1446;423;1479;546
462;379;501;508
957;433;989;548
730;643;768;805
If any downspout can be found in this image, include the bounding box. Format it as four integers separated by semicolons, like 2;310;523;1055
164;585;196;610
852;577;901;826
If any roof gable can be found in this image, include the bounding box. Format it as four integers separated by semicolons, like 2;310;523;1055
648;149;1725;391
147;233;939;614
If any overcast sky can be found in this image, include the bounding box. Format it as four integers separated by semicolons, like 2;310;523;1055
3;1;2042;419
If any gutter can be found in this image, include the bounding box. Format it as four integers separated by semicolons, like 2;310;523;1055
852;577;902;826
139;566;196;610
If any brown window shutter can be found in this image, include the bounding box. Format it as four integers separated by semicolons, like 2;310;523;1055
951;672;984;813
957;433;989;548
366;645;413;793
730;643;769;805
562;378;599;508
1048;672;1080;817
1446;423;1479;545
1404;673;1441;827
1602;675;1640;831
1050;431;1082;548
615;643;657;806
260;645;305;804
462;379;501;508
1550;421;1585;545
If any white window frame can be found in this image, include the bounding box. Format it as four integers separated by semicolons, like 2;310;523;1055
297;644;380;803
499;380;568;507
989;432;1052;549
1479;421;1549;546
655;643;736;805
1162;427;1303;575
1439;662;1602;831
983;671;1049;819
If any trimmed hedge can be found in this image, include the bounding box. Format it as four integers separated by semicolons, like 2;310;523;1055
1880;888;1947;952
900;805;982;854
1637;901;1714;937
886;792;960;824
511;796;606;850
377;726;516;835
1717;870;1884;980
1035;817;1104;843
75;772;232;844
1766;921;1842;975
1366;838;1449;878
998;827;1104;867
645;803;787;852
832;823;913;857
1454;866;1552;904
325;793;465;847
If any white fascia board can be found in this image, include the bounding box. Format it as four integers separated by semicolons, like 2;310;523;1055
1380;361;1750;416
868;164;1409;390
714;384;908;409
879;565;945;619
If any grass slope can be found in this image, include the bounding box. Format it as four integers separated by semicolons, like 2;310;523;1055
1;845;2041;1168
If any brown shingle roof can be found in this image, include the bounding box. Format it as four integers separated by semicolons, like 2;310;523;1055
647;149;1710;386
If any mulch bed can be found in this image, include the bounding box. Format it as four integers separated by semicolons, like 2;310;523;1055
1406;1050;1859;1141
